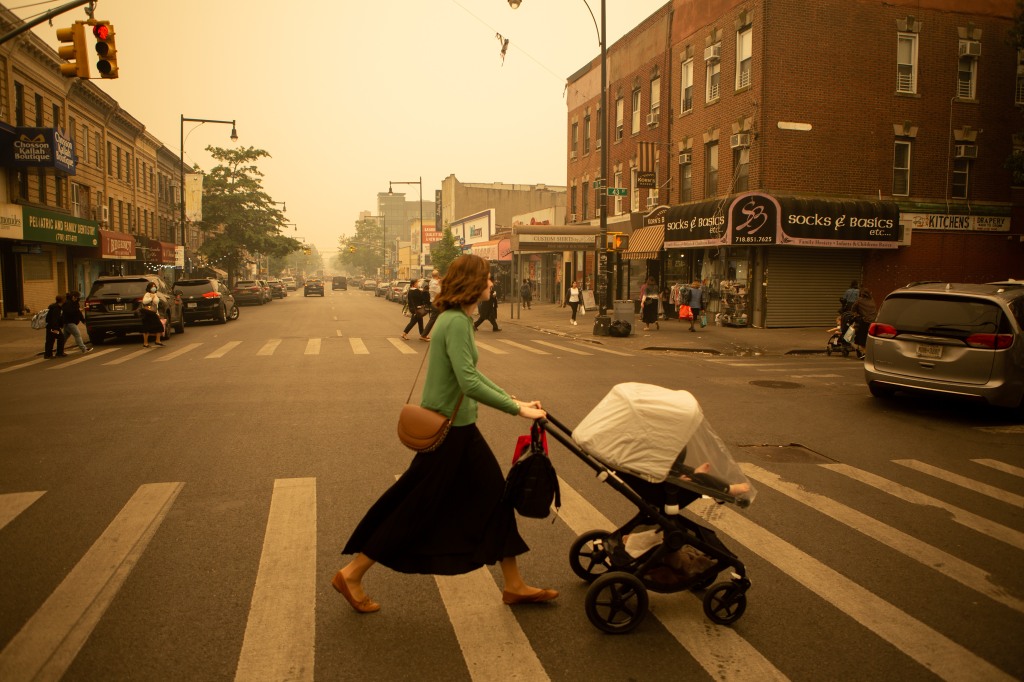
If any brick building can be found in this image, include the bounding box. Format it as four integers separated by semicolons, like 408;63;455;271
566;0;1021;327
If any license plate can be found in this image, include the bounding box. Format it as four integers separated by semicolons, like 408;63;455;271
916;344;942;359
111;303;127;311
187;302;198;308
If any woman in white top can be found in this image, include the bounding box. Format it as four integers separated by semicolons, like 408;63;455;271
565;281;581;325
140;283;165;347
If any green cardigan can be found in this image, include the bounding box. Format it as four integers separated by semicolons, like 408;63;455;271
421;309;519;426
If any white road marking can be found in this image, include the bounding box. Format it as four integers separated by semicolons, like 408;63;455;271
349;338;368;355
387;338;417;355
743;463;1024;614
0;358;46;373
894;459;1024;507
972;459;1024;478
104;348;147;365
152;343;202;362
44;348;118;369
257;339;282;356
206;341;243;359
688;498;1014;682
497;340;550;355
554;480;787;681
335;330;343;337
532;340;592;355
235;478;316;682
0;491;45;531
473;341;508;355
305;338;321;355
0;482;183;682
586;345;633;357
788;374;842;379
823;464;1024;550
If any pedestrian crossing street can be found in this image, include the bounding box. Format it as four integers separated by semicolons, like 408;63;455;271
1;457;1020;681
0;337;636;374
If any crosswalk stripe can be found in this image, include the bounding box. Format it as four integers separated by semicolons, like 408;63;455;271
235;478;316;682
532;340;592;355
0;482;183;682
823;464;1024;550
972;459;1024;478
474;341;508;355
893;459;1024;507
0;358;46;373
44;347;119;369
688;498;1014;682
104;348;147;365
387;338;417;355
0;491;45;531
153;342;202;362
742;463;1024;614
206;341;243;359
257;339;282;356
349;338;368;355
305;338;321;355
586;345;633;357
554;479;787;681
497;340;550;355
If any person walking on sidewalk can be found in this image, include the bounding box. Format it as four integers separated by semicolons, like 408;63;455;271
565;281;581;325
519;279;532;310
61;291;91;354
474;281;501;332
420;270;443;341
401;278;429;340
44;294;67;359
332;254;554;614
640;277;660;331
686;280;705;332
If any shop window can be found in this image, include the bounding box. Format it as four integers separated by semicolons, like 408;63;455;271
893;140;911;196
951;158;970;199
897;33;917;94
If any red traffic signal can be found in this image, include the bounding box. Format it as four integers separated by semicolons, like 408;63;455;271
91;21;118;79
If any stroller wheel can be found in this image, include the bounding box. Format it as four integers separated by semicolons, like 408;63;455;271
569;529;614;582
702;582;748;625
842;347;850;357
585;572;649;634
825;345;833;356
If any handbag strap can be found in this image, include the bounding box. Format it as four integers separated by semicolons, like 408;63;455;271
406;343;464;420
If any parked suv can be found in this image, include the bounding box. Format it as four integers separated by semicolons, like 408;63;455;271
175;278;239;325
84;275;184;345
233;280;266;305
864;281;1024;414
266;278;287;298
332;276;348;291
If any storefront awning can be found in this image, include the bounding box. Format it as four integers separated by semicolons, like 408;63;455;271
622;225;664;260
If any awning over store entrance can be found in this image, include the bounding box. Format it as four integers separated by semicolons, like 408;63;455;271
622;225;664;260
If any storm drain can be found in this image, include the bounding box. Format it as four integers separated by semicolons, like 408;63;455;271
738;443;835;464
749;380;803;389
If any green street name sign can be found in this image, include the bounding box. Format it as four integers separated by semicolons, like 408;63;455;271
606;188;628;196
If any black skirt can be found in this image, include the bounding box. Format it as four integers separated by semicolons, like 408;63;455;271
140;309;163;334
342;424;528;575
642;298;659;324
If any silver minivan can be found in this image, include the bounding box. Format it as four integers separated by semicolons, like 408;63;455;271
864;281;1024;415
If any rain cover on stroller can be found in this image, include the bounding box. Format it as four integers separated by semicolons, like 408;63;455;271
572;383;756;504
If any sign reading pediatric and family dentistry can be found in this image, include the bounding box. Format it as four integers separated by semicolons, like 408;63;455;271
4;127;76;174
21;206;97;246
665;192;900;249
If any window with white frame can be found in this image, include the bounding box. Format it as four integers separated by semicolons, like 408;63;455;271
957;55;977;99
736;28;752;89
705;142;719;196
706;59;721;102
614;170;623;214
630;167;639;212
650;161;659;207
71;182;81;217
649;76;660;126
681;59;693;112
897;33;917;93
584;114;591;155
893;140;911;196
951;158;970;199
615;97;624;140
631;89;641;134
733;147;749;192
571;122;578;157
678;153;692;202
1017;50;1024;105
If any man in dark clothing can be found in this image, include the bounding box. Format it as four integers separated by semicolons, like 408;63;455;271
474;284;501;332
519;279;532;309
44;294;67;359
62;291;91;353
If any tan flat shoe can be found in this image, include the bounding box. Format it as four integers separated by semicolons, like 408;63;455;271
332;570;380;613
502;588;559;605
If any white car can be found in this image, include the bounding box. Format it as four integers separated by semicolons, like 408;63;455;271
281;276;297;291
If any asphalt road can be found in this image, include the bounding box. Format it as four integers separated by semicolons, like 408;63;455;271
0;288;1021;681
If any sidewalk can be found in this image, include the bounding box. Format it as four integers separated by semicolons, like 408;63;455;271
0;317;43;365
496;303;829;356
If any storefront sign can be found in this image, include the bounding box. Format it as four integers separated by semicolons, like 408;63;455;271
160;241;177;264
99;228;136;259
636;171;656;189
145;239;177;264
665;193;899;249
21;206;97;246
0;203;24;240
4;127;76;174
903;212;1010;232
472;238;513;261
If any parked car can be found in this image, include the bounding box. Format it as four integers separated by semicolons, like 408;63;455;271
233;280;266;305
864;281;1024;415
304;278;325;296
332;276;348;291
256;279;273;303
375;280;390;297
361;278;377;292
389;280;411;302
281;276;297;291
84;275;184;345
175;278;239;325
266;278;287;298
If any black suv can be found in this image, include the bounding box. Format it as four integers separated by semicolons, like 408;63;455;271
304;278;325;297
175;278;239;325
84;275;185;344
332;276;347;291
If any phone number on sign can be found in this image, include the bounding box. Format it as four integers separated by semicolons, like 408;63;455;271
734;236;774;244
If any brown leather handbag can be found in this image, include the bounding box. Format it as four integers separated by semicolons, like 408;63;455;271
397;348;463;452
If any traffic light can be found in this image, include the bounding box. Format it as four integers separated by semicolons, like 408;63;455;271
606;233;629;250
302;246;312;255
348;246;356;253
91;21;118;79
56;22;89;79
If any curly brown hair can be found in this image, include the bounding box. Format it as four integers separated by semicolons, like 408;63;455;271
434;255;490;312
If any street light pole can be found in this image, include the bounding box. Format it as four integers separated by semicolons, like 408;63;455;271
388;178;423;279
179;115;237;280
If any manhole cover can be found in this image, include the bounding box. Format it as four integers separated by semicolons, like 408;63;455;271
739;444;833;464
749;380;803;389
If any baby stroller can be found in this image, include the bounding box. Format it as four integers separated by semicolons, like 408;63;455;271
825;311;857;357
540;383;756;634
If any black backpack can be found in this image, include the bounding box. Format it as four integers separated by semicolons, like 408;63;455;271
504;422;560;519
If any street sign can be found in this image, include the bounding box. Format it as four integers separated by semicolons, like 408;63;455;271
606;188;628;196
591;180;606;189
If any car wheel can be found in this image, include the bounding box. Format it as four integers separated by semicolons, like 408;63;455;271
229;305;240;320
175;314;185;334
217;305;228;324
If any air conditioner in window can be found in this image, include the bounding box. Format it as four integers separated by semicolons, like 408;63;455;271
646;196;658;209
704;44;720;62
646;111;660;126
101;206;109;223
679;151;692;164
596;137;602;149
570;150;577;160
958;40;981;58
730;133;751;148
569;213;578;222
955;144;978;159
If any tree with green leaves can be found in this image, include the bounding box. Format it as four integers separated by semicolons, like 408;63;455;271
336;218;384;275
430;227;463;275
197;146;300;283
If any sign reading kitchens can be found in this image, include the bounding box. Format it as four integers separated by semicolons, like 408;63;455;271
22;206;97;247
665;192;900;249
903;213;1010;232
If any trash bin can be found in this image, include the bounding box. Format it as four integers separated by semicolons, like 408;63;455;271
592;314;611;336
613;300;635;325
